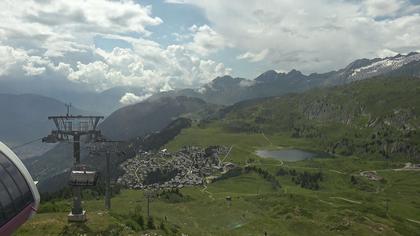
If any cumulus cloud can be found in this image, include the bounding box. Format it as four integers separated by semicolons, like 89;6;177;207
119;92;152;105
22;62;46;76
0;46;29;76
0;0;162;57
0;0;231;92
167;0;420;73
186;24;229;56
0;45;71;79
66;42;231;92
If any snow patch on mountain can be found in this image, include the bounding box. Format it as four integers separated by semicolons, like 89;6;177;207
349;53;420;80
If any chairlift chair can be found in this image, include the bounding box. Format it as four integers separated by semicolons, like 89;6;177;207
68;165;99;187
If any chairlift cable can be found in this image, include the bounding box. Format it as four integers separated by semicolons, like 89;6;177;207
10;138;43;150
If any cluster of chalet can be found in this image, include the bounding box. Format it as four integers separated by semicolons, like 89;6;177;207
117;145;229;189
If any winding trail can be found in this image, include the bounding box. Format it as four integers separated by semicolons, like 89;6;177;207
135;165;142;184
201;184;214;200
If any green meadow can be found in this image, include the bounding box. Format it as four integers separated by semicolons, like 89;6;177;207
17;126;420;235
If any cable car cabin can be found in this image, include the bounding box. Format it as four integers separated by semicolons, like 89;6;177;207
0;142;40;236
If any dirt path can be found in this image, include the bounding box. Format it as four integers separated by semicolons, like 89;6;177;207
201;185;215;200
135;166;142;184
318;199;337;207
407;218;420;225
261;132;273;146
211;191;260;197
221;145;233;163
329;197;362;204
394;168;420;172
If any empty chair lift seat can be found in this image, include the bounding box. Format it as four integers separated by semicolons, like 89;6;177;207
69;170;99;187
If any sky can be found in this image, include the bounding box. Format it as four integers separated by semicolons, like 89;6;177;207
0;0;419;94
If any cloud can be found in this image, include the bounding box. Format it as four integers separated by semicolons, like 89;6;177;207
0;0;162;58
186;24;228;56
165;0;189;4
5;0;417;92
239;79;256;87
0;45;70;78
172;32;192;42
237;49;269;62
0;0;231;92
376;48;399;58
363;0;405;17
119;92;152;105
167;0;420;73
0;46;29;77
22;62;46;76
68;61;110;91
66;43;231;92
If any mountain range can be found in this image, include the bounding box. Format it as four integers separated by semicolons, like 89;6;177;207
17;52;420;192
1;52;418;118
0;52;417;160
157;52;420;105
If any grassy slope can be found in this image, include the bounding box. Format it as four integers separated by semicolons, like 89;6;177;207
17;125;420;235
218;77;420;160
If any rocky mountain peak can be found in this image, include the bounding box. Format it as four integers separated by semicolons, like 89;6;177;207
255;70;279;82
287;69;303;77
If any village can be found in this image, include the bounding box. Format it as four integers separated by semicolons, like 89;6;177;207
117;145;232;189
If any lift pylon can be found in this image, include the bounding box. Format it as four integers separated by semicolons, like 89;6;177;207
43;108;103;222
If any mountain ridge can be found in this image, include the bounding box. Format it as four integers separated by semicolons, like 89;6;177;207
150;52;420;106
100;96;219;140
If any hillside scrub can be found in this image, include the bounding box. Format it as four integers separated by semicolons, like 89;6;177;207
220;76;420;160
